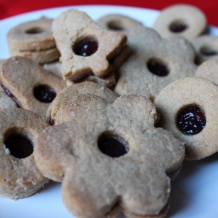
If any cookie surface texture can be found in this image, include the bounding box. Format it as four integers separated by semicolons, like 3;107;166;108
0;108;49;200
52;9;128;87
153;4;207;40
115;26;196;100
35;95;184;218
155;77;218;160
47;81;118;124
0;56;66;117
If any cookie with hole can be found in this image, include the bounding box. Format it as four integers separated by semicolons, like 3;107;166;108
192;35;218;65
115;25;197;101
52;9;128;87
46;81;118;125
0;108;49;200
153;4;207;40
97;14;143;33
35;94;185;218
7;17;60;64
0;56;66;118
154;77;218;160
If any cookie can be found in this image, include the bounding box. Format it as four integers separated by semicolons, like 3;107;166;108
0;56;66;118
153;4;207;40
0;90;17;109
35;95;184;218
43;61;62;78
52;9;128;87
115;25;197;100
192;35;218;64
46;81;118;125
97;14;142;32
7;17;60;64
0;108;49;200
154;77;218;160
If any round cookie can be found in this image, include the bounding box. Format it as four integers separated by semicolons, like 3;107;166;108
47;81;118;125
35;95;184;218
97;14;142;32
0;108;49;199
192;35;218;64
153;4;207;40
115;25;197;100
0;56;66;118
154;77;218;160
7;17;60;64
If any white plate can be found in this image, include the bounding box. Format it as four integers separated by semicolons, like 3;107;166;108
0;5;218;218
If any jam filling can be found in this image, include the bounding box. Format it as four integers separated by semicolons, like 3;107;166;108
169;22;188;33
147;59;169;77
33;85;56;103
177;106;206;135
200;47;218;56
25;27;44;34
73;38;98;56
48;116;55;125
98;133;129;158
5;134;33;159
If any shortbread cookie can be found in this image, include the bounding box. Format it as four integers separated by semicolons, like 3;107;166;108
47;81;118;125
153;4;207;40
35;95;184;218
0;90;17;109
154;77;218;160
43;61;62;78
0;108;49;200
0;56;66;117
192;35;218;64
115;26;197;100
7;17;60;64
52;9;128;87
97;14;142;32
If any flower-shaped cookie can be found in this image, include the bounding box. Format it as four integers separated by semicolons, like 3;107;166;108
52;9;128;87
115;25;197;100
35;95;184;218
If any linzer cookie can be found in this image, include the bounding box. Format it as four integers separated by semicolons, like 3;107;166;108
43;61;62;78
153;4;207;40
115;25;197;100
97;14;142;32
0;56;66;118
7;17;60;64
47;81;118;125
0;108;49;200
154;77;218;160
35;95;184;218
52;9;128;87
192;35;218;64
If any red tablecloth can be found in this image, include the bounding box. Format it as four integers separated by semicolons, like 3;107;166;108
1;0;218;27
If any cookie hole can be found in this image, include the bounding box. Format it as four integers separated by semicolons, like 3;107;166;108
107;21;124;31
147;58;169;77
73;37;98;56
72;72;94;83
200;46;218;56
176;105;206;135
25;27;44;34
4;129;33;159
169;21;188;33
98;132;129;158
33;85;56;103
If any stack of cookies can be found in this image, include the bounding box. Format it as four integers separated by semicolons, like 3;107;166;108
1;4;218;218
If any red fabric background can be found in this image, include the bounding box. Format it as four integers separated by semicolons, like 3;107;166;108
1;0;218;27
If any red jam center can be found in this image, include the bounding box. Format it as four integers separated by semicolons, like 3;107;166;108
25;27;44;34
200;47;218;56
5;134;33;159
98;134;129;158
177;106;206;135
33;85;56;103
48;116;55;125
147;59;169;77
73;38;98;56
169;22;188;33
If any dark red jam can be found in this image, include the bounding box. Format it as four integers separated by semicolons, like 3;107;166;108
98;133;129;158
5;134;33;159
25;27;44;34
48;116;55;125
147;59;169;77
200;47;218;56
73;38;98;56
72;72;94;83
177;106;206;135
0;82;15;99
169;22;188;33
33;85;56;103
